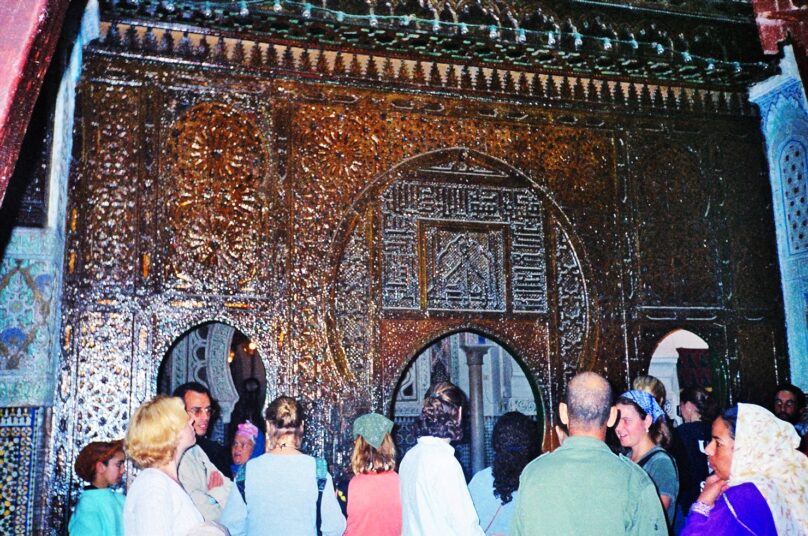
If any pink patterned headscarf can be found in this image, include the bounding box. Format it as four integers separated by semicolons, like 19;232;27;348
236;420;259;444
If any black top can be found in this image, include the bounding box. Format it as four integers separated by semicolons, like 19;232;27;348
197;435;232;476
670;421;710;512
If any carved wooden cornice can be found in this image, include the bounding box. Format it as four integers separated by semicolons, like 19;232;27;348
100;0;773;88
92;19;757;118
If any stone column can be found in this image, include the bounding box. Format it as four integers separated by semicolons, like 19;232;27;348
460;343;489;475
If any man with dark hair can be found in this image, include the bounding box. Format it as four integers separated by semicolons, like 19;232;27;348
512;372;667;535
173;382;231;474
773;383;806;424
173;381;233;521
773;383;807;436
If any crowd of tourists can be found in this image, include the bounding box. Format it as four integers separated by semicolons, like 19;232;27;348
68;376;808;535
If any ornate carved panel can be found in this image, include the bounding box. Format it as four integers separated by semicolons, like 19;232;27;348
329;149;592;423
79;83;141;289
164;102;269;293
43;42;783;535
633;141;719;306
381;180;546;313
333;218;373;386
554;223;590;372
423;223;507;312
74;311;132;448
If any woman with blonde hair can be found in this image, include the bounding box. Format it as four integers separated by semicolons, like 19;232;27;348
343;412;401;536
219;396;346;535
399;382;485;536
633;375;668;415
123;395;209;535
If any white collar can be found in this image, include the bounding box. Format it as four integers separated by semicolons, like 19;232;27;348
416;436;455;452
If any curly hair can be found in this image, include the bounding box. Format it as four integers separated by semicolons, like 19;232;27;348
416;382;466;441
265;396;305;448
616;395;672;450
491;412;540;505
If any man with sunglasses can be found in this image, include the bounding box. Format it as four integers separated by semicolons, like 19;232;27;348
174;382;233;521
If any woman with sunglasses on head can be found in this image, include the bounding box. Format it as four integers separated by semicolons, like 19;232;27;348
219;396;346;536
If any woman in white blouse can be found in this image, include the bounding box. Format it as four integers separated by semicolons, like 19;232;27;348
124;395;226;536
399;382;485;536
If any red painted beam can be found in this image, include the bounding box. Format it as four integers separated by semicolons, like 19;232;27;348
0;0;71;208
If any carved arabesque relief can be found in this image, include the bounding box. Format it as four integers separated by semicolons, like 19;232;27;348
328;149;593;410
164;102;269;293
634;142;718;306
46;43;785;534
78;83;141;289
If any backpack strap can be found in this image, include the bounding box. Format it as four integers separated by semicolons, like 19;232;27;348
637;448;662;469
315;457;327;536
638;448;679;482
235;463;247;504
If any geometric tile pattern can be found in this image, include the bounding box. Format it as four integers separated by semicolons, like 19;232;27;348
781;139;808;253
0;408;40;536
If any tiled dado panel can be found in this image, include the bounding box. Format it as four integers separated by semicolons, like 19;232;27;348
0;407;45;536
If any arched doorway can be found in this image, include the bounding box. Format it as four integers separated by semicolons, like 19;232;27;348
392;330;543;479
649;329;720;424
157;321;267;445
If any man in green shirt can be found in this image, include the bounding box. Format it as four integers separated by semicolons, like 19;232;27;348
511;372;667;535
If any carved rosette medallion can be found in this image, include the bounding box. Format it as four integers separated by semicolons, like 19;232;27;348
164;102;268;292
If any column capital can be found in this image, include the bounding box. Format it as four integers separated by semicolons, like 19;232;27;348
460;344;490;366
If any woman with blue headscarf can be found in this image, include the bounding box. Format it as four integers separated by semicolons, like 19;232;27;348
616;389;679;528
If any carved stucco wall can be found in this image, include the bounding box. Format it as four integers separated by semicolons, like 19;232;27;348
36;22;786;534
751;45;808;391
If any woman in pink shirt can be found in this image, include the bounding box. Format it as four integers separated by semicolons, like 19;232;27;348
344;412;402;536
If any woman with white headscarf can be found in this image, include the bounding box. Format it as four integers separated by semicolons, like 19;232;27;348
682;403;808;535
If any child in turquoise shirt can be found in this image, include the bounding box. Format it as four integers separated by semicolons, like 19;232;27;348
69;439;126;536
